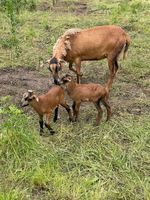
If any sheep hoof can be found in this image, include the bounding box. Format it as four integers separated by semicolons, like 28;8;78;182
69;117;74;122
39;132;43;136
50;130;55;135
39;130;44;136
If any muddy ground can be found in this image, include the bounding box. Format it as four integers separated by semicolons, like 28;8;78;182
0;67;150;118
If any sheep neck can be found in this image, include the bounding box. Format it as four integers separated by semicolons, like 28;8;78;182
53;38;66;60
53;54;64;61
66;81;77;95
29;98;41;114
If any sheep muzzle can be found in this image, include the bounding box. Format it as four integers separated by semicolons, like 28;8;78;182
61;74;72;84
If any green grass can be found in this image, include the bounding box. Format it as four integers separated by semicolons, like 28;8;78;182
0;99;150;199
0;0;150;199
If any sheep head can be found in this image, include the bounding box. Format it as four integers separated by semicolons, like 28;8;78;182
61;74;73;84
46;57;65;85
21;90;38;107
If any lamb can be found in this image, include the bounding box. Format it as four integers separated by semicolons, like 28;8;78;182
61;74;114;125
46;25;130;84
21;86;72;135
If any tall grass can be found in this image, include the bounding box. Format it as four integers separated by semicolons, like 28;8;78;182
0;97;150;199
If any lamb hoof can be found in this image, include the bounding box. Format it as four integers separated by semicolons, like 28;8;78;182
53;118;57;123
106;118;111;122
53;115;61;122
71;117;75;122
39;130;44;136
69;117;74;122
94;122;100;126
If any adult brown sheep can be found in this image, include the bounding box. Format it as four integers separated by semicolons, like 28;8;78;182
46;25;130;84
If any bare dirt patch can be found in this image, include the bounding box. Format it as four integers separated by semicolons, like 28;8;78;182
0;67;51;106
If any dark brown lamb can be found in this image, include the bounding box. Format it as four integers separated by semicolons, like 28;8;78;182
21;86;72;135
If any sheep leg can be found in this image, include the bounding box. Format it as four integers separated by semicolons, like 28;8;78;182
101;98;112;121
72;102;76;121
73;101;81;121
114;60;119;74
45;113;55;135
53;107;59;122
69;62;77;74
69;62;83;78
69;61;83;83
108;43;124;76
60;101;73;122
94;100;103;125
39;116;44;135
108;58;116;77
114;43;125;74
74;59;83;83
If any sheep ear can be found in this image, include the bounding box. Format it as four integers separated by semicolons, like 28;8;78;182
39;59;44;68
45;59;51;64
59;59;65;63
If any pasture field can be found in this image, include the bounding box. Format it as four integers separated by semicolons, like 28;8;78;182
0;0;150;199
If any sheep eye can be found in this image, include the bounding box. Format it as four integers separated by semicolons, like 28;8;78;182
56;64;61;72
24;97;28;101
63;79;68;83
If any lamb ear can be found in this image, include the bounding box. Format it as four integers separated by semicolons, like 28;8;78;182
28;90;33;95
67;76;72;82
66;73;72;79
23;92;28;98
35;96;39;102
32;95;39;102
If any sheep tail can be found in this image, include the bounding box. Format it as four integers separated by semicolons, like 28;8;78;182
123;34;131;59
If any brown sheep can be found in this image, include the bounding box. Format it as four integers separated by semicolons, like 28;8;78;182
46;25;130;84
21;86;72;135
61;73;114;125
